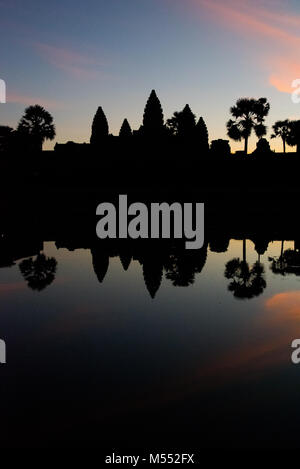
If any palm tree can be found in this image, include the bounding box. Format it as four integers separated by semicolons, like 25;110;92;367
269;240;300;276
226;98;270;154
165;244;207;287
269;241;286;275
271;120;290;153
225;259;266;299
286;120;300;154
19;253;57;291
224;239;266;299
17;105;56;151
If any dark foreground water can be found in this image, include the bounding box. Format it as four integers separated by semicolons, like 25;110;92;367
1;235;300;448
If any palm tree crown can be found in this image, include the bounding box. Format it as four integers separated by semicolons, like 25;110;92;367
17;104;56;150
226;97;270;154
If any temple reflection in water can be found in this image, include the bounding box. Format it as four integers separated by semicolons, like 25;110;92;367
1;231;300;300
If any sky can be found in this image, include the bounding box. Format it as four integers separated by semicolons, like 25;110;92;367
0;0;300;151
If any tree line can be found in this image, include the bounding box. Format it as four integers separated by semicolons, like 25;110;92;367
0;90;300;154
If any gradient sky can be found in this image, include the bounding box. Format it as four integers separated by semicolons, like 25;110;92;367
0;0;299;151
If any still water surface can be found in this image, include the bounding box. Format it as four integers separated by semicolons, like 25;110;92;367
1;238;300;448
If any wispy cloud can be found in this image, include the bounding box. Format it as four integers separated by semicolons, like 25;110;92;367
189;0;300;94
7;91;60;109
0;282;25;293
269;58;300;94
34;42;105;79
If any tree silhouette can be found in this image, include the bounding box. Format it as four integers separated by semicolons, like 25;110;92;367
166;111;181;135
271;120;290;153
90;106;109;145
226;98;270;154
17;105;56;151
167;104;196;137
286;120;300;154
0;126;14;152
142;90;165;137
196;117;209;152
269;242;300;276
165;253;195;286
224;238;266;299
165;245;207;287
268;241;286;275
224;259;266;299
19;253;57;291
119;118;132;137
269;242;286;276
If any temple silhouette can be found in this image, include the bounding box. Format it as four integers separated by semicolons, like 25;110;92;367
1;90;300;159
1;90;300;202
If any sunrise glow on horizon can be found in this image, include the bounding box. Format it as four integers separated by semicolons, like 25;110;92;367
1;0;299;151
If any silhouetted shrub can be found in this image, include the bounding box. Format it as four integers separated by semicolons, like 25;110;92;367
210;139;231;156
0;126;14;152
209;236;230;253
252;138;274;157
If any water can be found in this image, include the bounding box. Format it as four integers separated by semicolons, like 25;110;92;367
1;233;300;448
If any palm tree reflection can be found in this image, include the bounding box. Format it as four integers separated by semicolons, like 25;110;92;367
165;244;207;287
269;240;300;276
225;240;266;299
19;253;57;291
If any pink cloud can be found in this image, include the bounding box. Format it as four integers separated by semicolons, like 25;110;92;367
268;58;300;94
188;0;300;94
193;0;300;44
7;91;60;109
34;42;105;79
265;291;300;320
0;282;25;293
